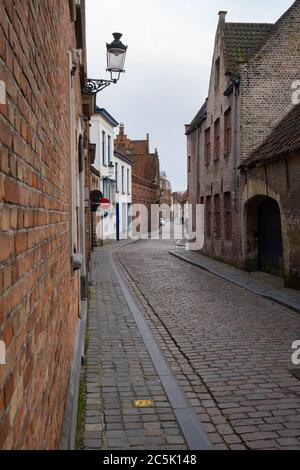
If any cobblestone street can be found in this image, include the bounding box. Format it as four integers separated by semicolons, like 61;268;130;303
82;239;300;450
83;244;189;450
115;239;300;450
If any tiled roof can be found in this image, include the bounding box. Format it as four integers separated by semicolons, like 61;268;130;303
240;104;300;169
186;100;207;134
223;22;273;78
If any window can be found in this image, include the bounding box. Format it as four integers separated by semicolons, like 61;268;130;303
127;168;130;195
214;118;220;161
102;131;106;165
108;135;111;164
206;196;212;236
214;194;221;238
224;192;232;239
188;155;191;173
215;57;220;89
121;166;124;193
102;179;107;198
205;128;211;165
224;108;232;157
115;162;118;192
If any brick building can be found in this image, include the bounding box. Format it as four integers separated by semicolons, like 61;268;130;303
115;124;160;219
186;2;300;287
239;103;300;288
0;0;94;448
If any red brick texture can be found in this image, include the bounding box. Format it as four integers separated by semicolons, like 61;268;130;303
0;0;84;449
115;127;161;218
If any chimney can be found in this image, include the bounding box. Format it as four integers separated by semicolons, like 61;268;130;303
146;133;150;152
119;123;124;137
218;11;227;23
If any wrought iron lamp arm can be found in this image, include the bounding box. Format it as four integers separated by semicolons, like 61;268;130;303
83;78;117;95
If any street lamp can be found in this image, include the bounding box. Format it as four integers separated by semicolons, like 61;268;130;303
83;33;127;95
108;162;115;178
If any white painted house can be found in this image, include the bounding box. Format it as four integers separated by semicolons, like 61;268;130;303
91;107;133;241
113;149;133;240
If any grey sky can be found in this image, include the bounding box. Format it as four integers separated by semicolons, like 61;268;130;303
86;0;294;191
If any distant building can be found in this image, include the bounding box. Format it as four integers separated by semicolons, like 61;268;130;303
160;171;172;219
115;124;160;225
172;191;186;223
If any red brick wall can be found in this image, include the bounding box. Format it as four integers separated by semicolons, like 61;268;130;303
115;128;161;213
0;0;83;449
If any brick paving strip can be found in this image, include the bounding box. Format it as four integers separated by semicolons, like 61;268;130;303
82;243;211;450
116;239;300;450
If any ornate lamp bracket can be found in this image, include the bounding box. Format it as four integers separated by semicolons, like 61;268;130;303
83;78;117;95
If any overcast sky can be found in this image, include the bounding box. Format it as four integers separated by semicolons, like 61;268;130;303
86;0;294;191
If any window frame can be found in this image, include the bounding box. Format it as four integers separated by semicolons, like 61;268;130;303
115;162;118;192
215;56;220;90
214;118;220;161
224;107;232;157
206;196;212;237
121;165;125;193
102;131;106;166
108;135;111;164
205;127;211;166
224;192;232;240
214;194;221;238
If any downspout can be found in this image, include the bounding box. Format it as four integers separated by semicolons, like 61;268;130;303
232;79;239;211
196;125;200;204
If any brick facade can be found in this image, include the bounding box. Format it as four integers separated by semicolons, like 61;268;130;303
186;2;300;286
115;125;160;221
0;0;92;448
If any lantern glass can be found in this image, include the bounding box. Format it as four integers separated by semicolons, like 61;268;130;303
106;33;127;79
107;48;126;73
108;163;115;178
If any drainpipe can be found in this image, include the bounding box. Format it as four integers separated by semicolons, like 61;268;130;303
196;125;200;204
232;78;239;211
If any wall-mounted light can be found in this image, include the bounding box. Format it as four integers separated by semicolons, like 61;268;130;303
108;162;115;179
83;33;127;95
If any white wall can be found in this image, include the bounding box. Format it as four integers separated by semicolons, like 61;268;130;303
91;111;133;241
90;113;115;193
113;154;132;239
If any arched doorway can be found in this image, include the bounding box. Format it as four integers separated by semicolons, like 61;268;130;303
258;199;283;275
244;196;284;276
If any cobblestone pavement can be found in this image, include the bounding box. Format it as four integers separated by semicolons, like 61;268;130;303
83;244;187;450
116;239;300;450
